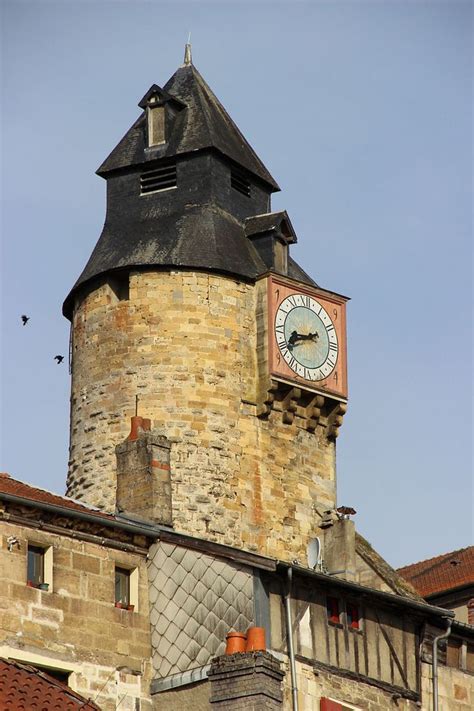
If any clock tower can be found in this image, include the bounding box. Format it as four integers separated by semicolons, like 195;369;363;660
64;50;348;562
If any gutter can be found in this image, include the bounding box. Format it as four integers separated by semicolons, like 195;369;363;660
276;561;455;622
0;492;277;571
0;490;461;625
284;567;299;711
0;492;159;538
432;618;452;711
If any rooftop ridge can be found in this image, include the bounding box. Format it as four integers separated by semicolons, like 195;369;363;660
398;546;473;575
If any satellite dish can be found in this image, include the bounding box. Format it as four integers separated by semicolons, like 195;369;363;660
307;538;322;570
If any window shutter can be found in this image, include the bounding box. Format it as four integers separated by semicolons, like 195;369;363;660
320;700;343;711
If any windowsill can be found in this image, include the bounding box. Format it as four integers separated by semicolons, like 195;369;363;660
348;626;363;635
114;602;135;612
327;620;344;629
26;582;49;591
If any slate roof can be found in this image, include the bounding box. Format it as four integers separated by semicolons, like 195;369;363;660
64;204;269;316
0;472;115;521
356;533;423;601
63;60;318;317
0;658;100;710
98;63;279;190
398;546;474;598
244;211;297;243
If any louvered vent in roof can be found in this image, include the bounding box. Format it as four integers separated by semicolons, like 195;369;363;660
140;160;177;195
231;167;251;197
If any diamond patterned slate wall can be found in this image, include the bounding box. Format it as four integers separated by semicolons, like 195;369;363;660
148;542;255;678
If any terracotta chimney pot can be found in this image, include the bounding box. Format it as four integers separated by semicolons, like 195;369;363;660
225;631;247;655
245;626;266;652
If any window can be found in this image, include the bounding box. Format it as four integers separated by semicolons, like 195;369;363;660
27;546;44;587
115;567;130;607
327;597;340;625
140;160;177;195
321;700;361;711
107;272;129;302
231;167;251;197
147;104;165;146
33;665;70;685
446;639;461;668
467;643;474;673
27;544;52;591
346;603;360;630
114;566;138;611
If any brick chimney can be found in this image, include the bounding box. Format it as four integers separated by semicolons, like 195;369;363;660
319;516;356;582
208;651;284;710
115;417;172;525
468;599;474;626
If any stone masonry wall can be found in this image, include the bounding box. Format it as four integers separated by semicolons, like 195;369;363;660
67;271;336;562
0;520;153;711
421;661;473;711
283;658;421;710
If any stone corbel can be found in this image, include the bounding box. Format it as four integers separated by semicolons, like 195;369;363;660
325;402;347;440
256;378;279;417
256;378;347;440
298;394;325;432
273;386;301;424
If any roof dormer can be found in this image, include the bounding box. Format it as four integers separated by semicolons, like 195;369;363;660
245;211;297;275
138;85;186;148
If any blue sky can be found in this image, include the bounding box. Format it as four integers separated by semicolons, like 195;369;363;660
1;0;472;567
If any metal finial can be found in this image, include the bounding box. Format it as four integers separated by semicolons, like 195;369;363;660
184;33;192;66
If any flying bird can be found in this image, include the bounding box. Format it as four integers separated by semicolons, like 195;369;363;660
54;355;64;364
21;315;30;325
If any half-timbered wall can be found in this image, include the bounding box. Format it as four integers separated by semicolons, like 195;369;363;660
266;577;420;700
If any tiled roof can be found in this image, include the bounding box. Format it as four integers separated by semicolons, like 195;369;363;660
398;547;474;598
0;472;114;520
0;658;100;710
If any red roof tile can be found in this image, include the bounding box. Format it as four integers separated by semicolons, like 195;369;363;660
0;473;114;520
0;658;100;710
398;547;474;598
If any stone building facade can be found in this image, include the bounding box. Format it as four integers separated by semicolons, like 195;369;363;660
68;270;337;561
2;48;474;710
0;473;153;710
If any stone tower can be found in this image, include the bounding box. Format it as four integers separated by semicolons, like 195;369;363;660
63;51;347;562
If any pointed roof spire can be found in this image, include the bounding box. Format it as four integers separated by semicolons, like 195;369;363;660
97;62;279;190
184;33;192;66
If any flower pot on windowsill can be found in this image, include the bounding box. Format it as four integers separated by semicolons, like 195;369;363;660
27;580;37;588
127;604;134;612
39;583;49;591
115;602;124;609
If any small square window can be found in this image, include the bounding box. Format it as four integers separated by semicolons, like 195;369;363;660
327;597;340;624
27;545;44;587
347;603;360;630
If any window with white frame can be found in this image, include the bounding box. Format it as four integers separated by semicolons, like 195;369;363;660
114;565;138;611
27;543;53;591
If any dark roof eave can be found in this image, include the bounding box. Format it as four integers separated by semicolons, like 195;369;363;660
96;145;280;192
0;490;158;539
425;582;474;600
62;262;260;320
276;561;455;621
3;489;454;624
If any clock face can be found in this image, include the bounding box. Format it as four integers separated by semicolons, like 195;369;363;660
275;294;338;382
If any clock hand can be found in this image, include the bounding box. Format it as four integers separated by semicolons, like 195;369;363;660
288;331;299;348
287;330;319;351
